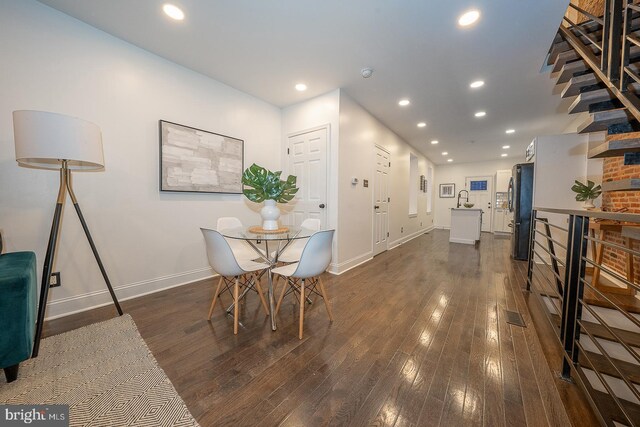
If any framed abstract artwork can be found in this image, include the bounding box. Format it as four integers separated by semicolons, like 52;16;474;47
159;120;244;193
439;183;455;198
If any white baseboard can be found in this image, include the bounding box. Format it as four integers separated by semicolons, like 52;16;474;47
45;267;214;320
389;226;434;250
449;237;476;245
434;225;450;230
328;252;373;275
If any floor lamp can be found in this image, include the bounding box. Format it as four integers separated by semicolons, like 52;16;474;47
13;110;123;358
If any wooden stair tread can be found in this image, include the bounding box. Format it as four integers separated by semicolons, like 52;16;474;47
548;312;640;347
538;280;640;314
584;384;640;426
577;109;635;134
583;271;640;313
537;268;640;314
551;40;636;74
589;131;640;158
561;73;599;98
549;41;573;65
584;274;640;314
579;350;640;385
580;319;640;348
557;59;588;84
553;45;599;73
569;87;616;114
601;178;640;192
549;13;640;65
582;321;640;348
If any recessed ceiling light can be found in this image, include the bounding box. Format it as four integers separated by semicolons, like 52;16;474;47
398;99;410;106
295;83;307;91
458;9;480;27
442;151;448;156
447;158;453;162
162;4;184;20
505;129;515;134
501;153;508;157
431;140;439;145
470;80;485;88
474;111;486;117
417;122;426;128
502;145;510;149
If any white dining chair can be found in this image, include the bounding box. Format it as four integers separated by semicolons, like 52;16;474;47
276;218;321;263
201;228;270;334
216;217;260;262
272;229;334;339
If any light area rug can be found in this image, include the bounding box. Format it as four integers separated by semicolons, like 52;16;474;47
0;314;199;427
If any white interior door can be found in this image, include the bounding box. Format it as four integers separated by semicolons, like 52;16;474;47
287;127;328;228
373;145;390;256
465;175;493;232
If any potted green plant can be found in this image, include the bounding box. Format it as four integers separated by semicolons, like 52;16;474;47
571;179;602;209
242;163;299;230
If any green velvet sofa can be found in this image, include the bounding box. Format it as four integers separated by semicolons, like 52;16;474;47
0;251;36;383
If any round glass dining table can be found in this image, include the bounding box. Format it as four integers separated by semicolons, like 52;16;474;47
219;226;315;330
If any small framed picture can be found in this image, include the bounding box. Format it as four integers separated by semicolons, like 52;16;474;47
439;183;455;198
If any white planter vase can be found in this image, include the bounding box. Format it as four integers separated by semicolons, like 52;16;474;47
261;199;280;230
583;199;596;210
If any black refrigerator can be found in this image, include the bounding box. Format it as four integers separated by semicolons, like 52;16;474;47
509;163;534;260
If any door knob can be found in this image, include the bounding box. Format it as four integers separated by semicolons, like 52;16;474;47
374;205;380;209
319;203;325;209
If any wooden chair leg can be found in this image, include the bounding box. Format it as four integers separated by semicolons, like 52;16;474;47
208;277;224;320
299;278;305;339
3;364;19;383
253;273;270;316
275;275;287;315
317;276;334;322
233;276;240;335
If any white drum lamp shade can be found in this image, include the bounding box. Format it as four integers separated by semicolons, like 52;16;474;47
13;110;104;171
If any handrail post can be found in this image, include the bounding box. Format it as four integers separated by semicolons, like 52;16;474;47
560;214;589;379
602;0;612;74
526;209;537;291
621;0;633;91
607;0;623;83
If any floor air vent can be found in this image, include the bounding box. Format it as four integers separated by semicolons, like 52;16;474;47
505;310;526;327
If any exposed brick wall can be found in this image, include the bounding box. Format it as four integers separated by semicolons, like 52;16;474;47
601;157;640;284
566;0;605;23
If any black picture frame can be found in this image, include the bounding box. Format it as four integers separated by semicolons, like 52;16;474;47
159;120;244;194
439;183;455;198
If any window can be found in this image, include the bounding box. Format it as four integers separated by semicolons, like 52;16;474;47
409;153;418;216
470;180;488;191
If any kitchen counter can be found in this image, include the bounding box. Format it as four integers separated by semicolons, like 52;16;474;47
450;208;482;245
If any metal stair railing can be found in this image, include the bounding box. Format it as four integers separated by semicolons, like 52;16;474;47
527;207;640;427
559;0;640;123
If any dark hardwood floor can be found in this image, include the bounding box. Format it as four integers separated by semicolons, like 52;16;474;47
42;230;599;426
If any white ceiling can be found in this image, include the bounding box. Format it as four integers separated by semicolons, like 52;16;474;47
37;0;573;165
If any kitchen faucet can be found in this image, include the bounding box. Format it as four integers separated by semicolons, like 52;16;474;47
456;190;469;208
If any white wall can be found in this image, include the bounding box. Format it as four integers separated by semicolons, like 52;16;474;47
434;157;525;229
338;93;434;270
281;91;435;274
533;133;593;263
533;133;589;210
0;0;282;318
